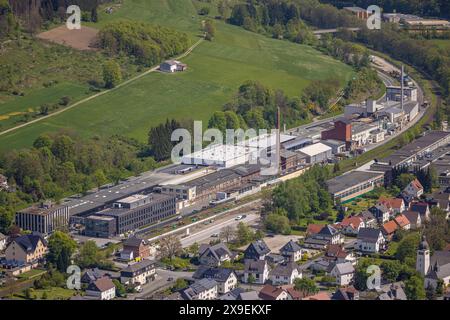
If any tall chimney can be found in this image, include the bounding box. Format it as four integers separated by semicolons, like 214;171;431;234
277;107;281;175
401;65;404;112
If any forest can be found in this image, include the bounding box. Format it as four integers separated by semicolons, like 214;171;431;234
98;20;191;67
0;132;159;234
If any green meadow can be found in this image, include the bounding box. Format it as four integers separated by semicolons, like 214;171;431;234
0;0;354;151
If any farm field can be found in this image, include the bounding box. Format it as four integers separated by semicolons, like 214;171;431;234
0;0;354;151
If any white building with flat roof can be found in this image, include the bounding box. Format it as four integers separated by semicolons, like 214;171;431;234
297;143;332;164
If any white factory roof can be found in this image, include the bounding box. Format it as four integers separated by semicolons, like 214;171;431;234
298;142;332;157
117;194;148;204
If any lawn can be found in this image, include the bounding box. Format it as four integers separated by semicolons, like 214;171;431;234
427;39;450;53
14;287;77;300
15;269;47;280
0;0;353;151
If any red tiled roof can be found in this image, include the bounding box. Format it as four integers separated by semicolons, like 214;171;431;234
410;179;423;191
306;224;324;235
326;244;348;258
302;292;331;300
382;220;399;234
394;214;410;228
341;216;363;229
259;285;285;300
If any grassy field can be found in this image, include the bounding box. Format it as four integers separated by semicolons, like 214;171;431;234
427;39;450;53
0;0;353;151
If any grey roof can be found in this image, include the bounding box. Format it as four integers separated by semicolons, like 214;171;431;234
357;228;383;242
182;278;217;299
377;282;407;300
304;238;329;246
246;240;270;257
403;210;420;223
333;262;355;275
193;266;235;283
318;225;339;237
238;291;260;300
219;288;246;300
270;262;299;277
427;250;450;280
123;236;146;247
327;171;384;194
12;234;47;253
244;259;267;273
410;202;429;216
280;240;302;253
199;243;233;261
359;210;376;222
0;232;6;240
121;259;155;274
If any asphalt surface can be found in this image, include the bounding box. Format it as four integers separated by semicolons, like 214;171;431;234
180;213;259;248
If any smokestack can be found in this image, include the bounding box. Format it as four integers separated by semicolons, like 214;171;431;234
401;65;404;112
277;107;281;175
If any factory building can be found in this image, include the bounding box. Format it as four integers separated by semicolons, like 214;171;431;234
16;201;70;234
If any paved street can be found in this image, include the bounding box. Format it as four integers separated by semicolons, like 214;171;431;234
181;213;259;248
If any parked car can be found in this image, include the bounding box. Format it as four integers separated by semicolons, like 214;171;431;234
235;215;243;221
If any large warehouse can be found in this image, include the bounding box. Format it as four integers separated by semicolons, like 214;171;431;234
297;143;333;164
327;171;385;203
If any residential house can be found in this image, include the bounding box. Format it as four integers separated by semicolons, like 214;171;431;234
237;291;261;300
199;243;234;267
258;285;290;300
244;240;270;261
377;282;407;300
86;277;116;300
403;179;424;199
394;214;411;230
5;234;48;265
81;268;113;284
219;288;246;301
369;203;391;224
301;292;331;300
340;216;365;235
284;286;304;300
279;240;303;262
160;60;187;73
410;202;430;221
181;279;218;300
379;197;406;215
382;220;399;240
332;286;359;300
329;262;355;286
403;211;422;229
193;267;238;294
121;237;150;261
0;232;6;252
356;228;385;253
324;244;356;265
269;262;302;285
120;259;157;286
315;225;342;244
306;224;324;237
243;259;270;284
358;211;378;228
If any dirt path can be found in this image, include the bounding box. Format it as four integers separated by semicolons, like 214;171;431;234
0;38;204;137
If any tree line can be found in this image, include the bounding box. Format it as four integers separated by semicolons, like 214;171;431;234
323;0;450;19
265;166;334;224
98;20;191;67
0;132;158;233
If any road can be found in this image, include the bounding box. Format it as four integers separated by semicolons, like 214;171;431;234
128;269;194;300
0;38;204;137
144;199;262;244
180;213;259;248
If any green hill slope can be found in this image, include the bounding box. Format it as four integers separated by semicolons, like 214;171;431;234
0;0;354;151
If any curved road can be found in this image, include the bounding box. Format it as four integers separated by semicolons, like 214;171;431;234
0;37;204;137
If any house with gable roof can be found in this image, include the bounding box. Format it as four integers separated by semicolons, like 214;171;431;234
199;243;235;267
244;240;270;261
356;228;385;253
193;266;238;294
279;240;303;262
86;277;116;300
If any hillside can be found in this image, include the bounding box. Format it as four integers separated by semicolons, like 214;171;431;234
0;0;354;151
